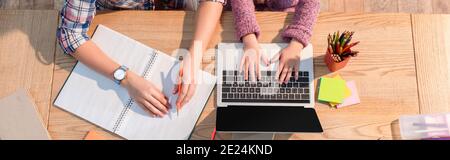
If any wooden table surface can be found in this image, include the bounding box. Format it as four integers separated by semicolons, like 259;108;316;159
0;10;58;127
1;10;449;140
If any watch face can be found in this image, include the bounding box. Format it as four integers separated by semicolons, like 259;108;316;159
114;69;126;80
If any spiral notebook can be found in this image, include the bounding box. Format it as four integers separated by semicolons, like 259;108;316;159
54;25;216;140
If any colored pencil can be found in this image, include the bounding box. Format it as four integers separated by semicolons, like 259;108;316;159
327;31;359;62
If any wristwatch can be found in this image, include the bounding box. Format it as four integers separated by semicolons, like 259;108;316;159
113;65;129;85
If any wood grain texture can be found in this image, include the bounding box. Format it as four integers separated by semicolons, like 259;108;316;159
48;11;419;140
398;0;418;13
432;0;450;14
416;0;433;13
412;14;450;114
320;0;329;12
33;0;54;10
53;0;64;10
19;0;34;9
0;0;19;9
397;0;433;13
329;0;345;12
0;0;55;10
364;0;398;13
345;0;364;12
0;10;58;126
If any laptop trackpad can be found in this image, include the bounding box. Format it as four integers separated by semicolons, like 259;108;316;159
216;106;323;133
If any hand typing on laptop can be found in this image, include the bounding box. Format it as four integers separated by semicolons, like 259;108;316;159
241;34;304;84
217;43;314;105
270;39;304;84
241;34;269;82
216;43;322;132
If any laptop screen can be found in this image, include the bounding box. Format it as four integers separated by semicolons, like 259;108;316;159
216;106;323;133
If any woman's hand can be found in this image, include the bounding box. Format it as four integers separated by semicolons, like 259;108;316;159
122;71;170;117
241;34;269;81
172;0;223;110
271;39;304;83
174;52;199;110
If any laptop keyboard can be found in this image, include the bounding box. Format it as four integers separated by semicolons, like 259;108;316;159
221;70;311;103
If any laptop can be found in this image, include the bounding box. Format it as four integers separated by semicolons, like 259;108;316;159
216;43;323;133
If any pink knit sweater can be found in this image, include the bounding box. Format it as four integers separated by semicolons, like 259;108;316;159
230;0;320;47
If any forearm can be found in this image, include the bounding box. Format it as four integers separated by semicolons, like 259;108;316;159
72;41;121;81
282;0;320;47
230;0;260;40
190;1;223;55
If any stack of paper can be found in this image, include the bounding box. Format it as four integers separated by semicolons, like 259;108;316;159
0;89;51;140
318;75;360;108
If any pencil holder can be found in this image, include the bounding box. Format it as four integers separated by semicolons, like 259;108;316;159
325;49;350;72
325;31;359;72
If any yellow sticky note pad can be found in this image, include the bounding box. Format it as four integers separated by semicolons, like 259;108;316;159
329;74;352;107
333;74;351;97
318;77;347;104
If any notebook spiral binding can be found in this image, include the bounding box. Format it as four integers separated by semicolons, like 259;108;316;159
112;50;159;133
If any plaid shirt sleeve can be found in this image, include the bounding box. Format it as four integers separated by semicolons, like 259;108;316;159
56;0;96;55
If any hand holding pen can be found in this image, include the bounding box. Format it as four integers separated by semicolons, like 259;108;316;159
173;56;184;116
173;55;198;115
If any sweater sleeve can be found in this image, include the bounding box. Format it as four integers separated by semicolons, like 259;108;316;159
281;0;320;47
230;0;260;41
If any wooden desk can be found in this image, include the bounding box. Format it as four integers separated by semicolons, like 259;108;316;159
1;10;447;140
412;14;450;114
0;10;58;127
45;11;424;140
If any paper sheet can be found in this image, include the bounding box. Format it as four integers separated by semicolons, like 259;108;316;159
336;81;360;108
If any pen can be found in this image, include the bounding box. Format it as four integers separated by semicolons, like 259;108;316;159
327;46;332;56
327;31;359;63
334;33;338;45
414;128;449;133
344;31;354;46
413;123;448;128
176;56;184;116
336;41;340;54
211;127;217;140
329;44;335;54
328;34;332;45
343;41;360;53
341;51;358;57
339;31;346;44
335;31;340;44
422;137;450;140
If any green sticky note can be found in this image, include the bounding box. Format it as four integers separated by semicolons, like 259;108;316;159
318;77;347;103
